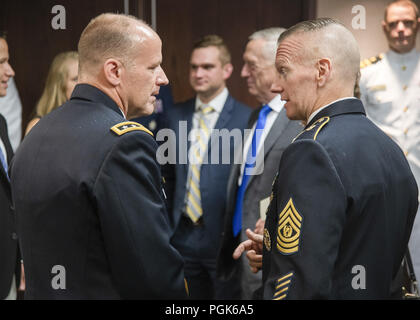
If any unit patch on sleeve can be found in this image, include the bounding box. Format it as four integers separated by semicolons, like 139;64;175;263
277;198;303;255
110;121;154;136
264;228;271;252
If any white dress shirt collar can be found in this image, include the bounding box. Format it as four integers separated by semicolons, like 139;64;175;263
387;48;418;63
195;87;228;114
266;94;284;113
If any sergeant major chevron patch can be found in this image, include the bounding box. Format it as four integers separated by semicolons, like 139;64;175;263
277;198;303;255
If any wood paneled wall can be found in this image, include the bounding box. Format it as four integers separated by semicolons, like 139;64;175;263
155;0;316;107
0;0;316;135
0;0;125;132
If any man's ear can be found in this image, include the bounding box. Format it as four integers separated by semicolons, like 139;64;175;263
316;58;331;87
222;63;233;80
103;58;123;86
381;20;388;34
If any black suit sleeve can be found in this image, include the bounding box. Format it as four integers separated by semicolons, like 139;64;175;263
263;140;347;299
93;131;187;299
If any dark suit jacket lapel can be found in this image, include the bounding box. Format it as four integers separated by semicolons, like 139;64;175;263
212;95;234;132
262;108;289;159
207;95;235;157
180;100;195;179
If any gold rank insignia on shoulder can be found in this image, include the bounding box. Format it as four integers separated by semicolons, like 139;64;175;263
273;271;294;300
360;53;384;69
184;278;189;296
264;228;271;251
368;84;386;92
277;198;303;255
292;116;330;142
110;121;154;137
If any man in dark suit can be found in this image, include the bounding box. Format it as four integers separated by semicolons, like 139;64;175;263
0;32;20;300
10;14;187;299
236;18;418;299
216;28;301;299
164;35;250;299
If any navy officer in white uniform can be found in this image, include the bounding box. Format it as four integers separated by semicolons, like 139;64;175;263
359;0;420;280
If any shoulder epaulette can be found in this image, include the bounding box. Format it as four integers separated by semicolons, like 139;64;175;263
110;121;154;137
292;117;330;142
360;53;384;69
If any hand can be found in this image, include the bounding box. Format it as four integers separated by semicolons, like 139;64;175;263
254;218;265;235
19;262;25;291
232;228;264;273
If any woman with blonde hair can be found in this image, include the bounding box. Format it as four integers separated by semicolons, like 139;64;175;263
25;51;78;134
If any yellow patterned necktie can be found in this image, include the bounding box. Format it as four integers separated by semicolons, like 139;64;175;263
185;105;214;222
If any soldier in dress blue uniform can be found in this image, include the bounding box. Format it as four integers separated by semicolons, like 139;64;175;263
234;18;418;299
10;14;187;299
359;0;420;281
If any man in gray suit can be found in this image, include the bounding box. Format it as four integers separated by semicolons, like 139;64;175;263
216;28;302;299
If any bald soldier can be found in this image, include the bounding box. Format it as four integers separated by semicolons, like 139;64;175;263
235;18;418;299
11;14;187;299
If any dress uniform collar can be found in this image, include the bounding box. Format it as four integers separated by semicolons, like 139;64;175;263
387;48;418;63
70;84;125;118
306;98;366;129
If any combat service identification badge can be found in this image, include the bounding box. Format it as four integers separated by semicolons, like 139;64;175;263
277;198;303;255
263;228;271;251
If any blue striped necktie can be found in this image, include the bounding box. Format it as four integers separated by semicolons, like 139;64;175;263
232;104;271;237
0;147;9;181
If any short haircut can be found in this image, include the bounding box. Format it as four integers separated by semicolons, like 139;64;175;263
384;0;419;21
78;13;151;73
278;17;343;44
192;34;231;65
0;30;7;40
277;18;360;87
249;27;286;42
249;27;286;62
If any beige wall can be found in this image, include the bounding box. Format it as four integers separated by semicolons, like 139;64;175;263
317;0;420;60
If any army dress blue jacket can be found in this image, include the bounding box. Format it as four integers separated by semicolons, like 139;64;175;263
11;84;187;299
262;98;418;299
